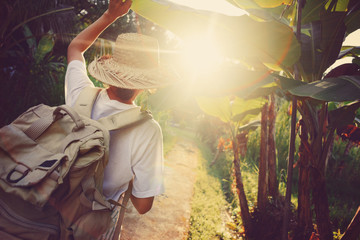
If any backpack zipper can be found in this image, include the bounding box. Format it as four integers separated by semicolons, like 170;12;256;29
0;198;59;235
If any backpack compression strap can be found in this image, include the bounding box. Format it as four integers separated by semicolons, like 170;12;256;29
73;86;152;130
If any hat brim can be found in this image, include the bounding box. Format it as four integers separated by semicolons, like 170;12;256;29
88;57;180;90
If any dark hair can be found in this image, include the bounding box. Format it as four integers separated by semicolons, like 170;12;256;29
112;87;137;101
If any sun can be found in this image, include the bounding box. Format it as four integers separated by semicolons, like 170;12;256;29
180;36;223;75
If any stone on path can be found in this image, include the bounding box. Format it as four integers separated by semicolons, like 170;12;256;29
120;139;198;240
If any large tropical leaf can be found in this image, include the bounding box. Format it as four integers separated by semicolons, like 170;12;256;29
196;96;266;124
226;0;260;9
317;12;347;79
345;0;360;35
191;67;277;96
238;120;261;132
288;75;360;101
325;0;350;12
252;0;292;8
225;0;295;22
299;22;322;81
243;85;279;99
228;0;291;9
131;0;300;71
147;67;276;112
299;12;347;80
274;74;306;90
325;63;360;78
338;46;360;59
328;100;360;129
345;9;360;34
34;35;54;64
300;0;360;81
302;0;327;24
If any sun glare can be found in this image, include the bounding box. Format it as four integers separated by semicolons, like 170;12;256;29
180;37;223;75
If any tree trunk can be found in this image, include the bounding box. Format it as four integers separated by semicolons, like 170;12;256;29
233;138;253;235
282;97;297;240
297;119;313;239
312;172;332;240
268;94;278;199
258;101;268;211
311;107;334;240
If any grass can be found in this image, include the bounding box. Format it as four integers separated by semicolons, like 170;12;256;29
167;100;360;239
166;126;233;239
187;139;233;240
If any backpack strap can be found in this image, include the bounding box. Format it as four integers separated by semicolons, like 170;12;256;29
112;181;133;240
73;86;102;118
74;86;152;131
98;108;152;131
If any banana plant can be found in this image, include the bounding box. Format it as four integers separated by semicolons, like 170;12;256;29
196;95;266;235
130;0;360;239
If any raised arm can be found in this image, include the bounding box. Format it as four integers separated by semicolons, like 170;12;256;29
67;0;132;64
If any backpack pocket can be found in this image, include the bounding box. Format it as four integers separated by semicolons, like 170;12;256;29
0;194;60;240
71;209;113;240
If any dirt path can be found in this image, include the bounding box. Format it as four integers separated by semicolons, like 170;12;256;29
120;139;198;240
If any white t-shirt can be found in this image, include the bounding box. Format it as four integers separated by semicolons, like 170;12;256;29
65;60;165;201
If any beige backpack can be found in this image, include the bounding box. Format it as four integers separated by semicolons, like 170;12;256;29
0;87;151;240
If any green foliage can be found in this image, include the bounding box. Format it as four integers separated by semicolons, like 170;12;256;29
243;99;301;198
0;26;66;126
0;0;75;126
275;100;300;173
161;126;177;157
188;139;232;240
288;77;360;102
195;115;227;150
132;0;301;72
195;96;266;132
0;0;137;127
135;91;178;156
326;137;360;231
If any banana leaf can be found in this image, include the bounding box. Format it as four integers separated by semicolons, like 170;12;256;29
300;11;347;80
226;0;295;22
345;8;360;35
252;0;292;8
338;46;360;59
325;63;360;78
132;0;300;71
191;67;276;96
238;119;261;132
34;35;54;64
288;75;360;101
196;95;265;124
275;74;306;91
328;100;360;129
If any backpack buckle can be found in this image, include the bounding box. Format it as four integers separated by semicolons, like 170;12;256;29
6;166;30;184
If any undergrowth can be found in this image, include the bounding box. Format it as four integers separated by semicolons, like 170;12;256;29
181;132;233;240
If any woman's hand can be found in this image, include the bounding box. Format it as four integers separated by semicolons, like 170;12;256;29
67;0;132;63
105;0;132;20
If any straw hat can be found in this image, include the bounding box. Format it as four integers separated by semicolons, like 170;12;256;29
88;33;179;89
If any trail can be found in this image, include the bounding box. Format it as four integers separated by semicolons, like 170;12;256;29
120;138;198;240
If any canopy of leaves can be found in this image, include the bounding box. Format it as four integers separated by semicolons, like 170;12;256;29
131;0;301;72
